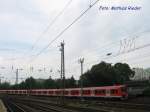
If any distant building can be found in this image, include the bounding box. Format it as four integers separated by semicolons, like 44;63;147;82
132;68;150;81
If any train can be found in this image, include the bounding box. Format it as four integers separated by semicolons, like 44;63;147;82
0;85;128;100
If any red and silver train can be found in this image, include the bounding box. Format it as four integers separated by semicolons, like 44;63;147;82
0;85;128;99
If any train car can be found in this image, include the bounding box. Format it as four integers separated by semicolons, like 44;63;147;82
0;85;128;99
92;85;128;99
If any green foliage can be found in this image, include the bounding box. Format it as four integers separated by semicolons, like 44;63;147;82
24;77;37;89
43;78;56;89
65;76;76;88
114;63;135;83
0;62;134;89
0;76;77;89
0;82;11;89
80;61;134;87
143;87;150;96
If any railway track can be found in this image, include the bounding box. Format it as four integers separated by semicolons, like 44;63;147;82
15;96;150;110
9;97;109;112
6;96;150;112
2;97;42;112
12;100;98;112
79;100;150;110
2;98;27;112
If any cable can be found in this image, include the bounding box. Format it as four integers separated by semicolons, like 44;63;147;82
119;51;150;63
84;37;150;66
5;47;59;61
128;56;150;66
30;0;73;51
63;30;150;76
19;0;73;60
29;0;100;62
0;48;24;53
66;30;150;66
110;43;150;59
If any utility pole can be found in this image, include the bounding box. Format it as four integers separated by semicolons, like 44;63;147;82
16;69;19;85
0;74;4;84
15;68;23;85
78;58;84;100
60;41;65;104
0;67;5;84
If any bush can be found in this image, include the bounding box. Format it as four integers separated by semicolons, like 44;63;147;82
143;87;150;96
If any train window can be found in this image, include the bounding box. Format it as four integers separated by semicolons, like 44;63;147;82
38;91;42;94
111;89;118;94
102;90;105;94
71;90;79;95
55;91;58;94
64;91;69;95
31;91;36;94
121;87;127;92
43;91;47;94
95;89;105;94
95;90;105;94
49;91;54;94
55;91;62;95
82;90;91;95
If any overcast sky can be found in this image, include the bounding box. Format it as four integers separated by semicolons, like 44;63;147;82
0;0;150;84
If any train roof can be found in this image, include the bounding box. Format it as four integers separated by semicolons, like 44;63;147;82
0;85;126;91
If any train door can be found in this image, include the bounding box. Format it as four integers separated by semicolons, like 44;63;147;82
106;89;110;97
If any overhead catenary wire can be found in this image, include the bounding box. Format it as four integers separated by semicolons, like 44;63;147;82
2;30;149;79
85;30;150;57
30;0;73;51
17;0;73;62
5;3;149;62
109;42;150;60
2;0;149;80
123;54;150;65
128;56;150;66
78;33;150;68
4;30;147;65
66;47;150;77
65;30;150;66
29;0;100;63
62;30;150;76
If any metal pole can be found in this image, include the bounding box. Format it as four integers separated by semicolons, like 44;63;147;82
62;42;65;91
79;58;84;100
16;69;18;85
15;68;23;85
0;74;1;84
0;77;4;84
60;41;65;104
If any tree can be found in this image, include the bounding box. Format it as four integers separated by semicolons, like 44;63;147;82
24;77;38;89
54;79;62;89
80;61;117;87
43;77;56;89
114;63;135;83
80;61;134;87
65;76;76;88
0;82;11;89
